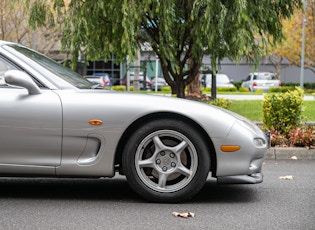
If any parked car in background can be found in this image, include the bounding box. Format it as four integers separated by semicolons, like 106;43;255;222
151;76;168;91
121;72;151;90
84;72;111;88
241;72;281;92
201;73;235;88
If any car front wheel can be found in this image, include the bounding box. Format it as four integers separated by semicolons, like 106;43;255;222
122;119;210;202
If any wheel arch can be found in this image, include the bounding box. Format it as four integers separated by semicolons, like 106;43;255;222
114;112;217;176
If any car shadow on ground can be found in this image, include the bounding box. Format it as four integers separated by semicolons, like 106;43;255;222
0;177;260;203
191;179;261;203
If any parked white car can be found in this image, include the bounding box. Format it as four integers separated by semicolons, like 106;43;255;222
151;76;168;91
241;72;281;92
201;73;235;88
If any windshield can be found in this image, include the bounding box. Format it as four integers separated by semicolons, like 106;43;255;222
255;73;276;80
5;44;94;89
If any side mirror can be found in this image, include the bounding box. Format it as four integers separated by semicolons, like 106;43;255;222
4;70;41;95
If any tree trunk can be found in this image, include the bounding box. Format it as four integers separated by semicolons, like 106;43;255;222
269;53;283;80
171;80;186;98
187;73;203;99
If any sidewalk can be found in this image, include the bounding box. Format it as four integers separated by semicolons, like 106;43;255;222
265;147;315;160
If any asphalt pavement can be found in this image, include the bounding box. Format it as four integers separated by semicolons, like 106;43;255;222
0;160;314;230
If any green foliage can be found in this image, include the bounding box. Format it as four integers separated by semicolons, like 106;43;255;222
25;0;302;98
202;87;211;93
230;100;263;121
255;89;263;93
208;98;231;110
280;86;296;93
282;82;315;89
305;89;315;94
269;86;295;93
262;87;304;135
269;87;282;93
112;85;126;91
239;87;250;92
217;87;237;92
229;100;315;122
161;86;172;92
232;81;242;90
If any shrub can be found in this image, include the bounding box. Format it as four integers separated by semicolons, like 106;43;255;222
269;87;282;93
270;129;289;147
268;125;315;147
208;98;232;110
269;86;295;93
305;89;315;94
233;81;242;90
262;87;304;135
288;125;315;147
282;82;315;90
281;86;296;93
239;87;249;92
304;82;315;89
217;87;237;92
112;85;126;91
161;86;171;92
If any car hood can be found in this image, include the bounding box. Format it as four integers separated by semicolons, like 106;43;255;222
54;89;257;138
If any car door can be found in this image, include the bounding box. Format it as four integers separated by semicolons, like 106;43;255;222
0;57;62;170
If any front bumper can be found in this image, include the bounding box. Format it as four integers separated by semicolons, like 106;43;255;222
217;173;263;184
213;120;268;183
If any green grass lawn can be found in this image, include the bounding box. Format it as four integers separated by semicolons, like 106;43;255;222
229;100;315;122
229;100;263;122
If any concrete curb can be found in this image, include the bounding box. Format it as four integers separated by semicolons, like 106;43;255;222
266;147;315;160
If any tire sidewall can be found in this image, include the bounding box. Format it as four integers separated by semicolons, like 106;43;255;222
122;118;210;202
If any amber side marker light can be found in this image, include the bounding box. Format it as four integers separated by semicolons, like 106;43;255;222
220;145;241;152
89;120;103;125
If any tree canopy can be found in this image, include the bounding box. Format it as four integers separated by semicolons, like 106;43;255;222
0;0;61;55
269;0;315;78
25;0;301;98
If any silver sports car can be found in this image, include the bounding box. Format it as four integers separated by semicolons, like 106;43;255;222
0;40;268;202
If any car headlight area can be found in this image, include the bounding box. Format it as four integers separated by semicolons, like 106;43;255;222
213;120;268;184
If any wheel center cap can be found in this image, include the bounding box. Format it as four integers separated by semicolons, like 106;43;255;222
161;155;171;166
155;151;177;171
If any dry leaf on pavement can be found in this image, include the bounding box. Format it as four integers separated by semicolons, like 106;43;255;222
278;175;294;180
172;211;195;218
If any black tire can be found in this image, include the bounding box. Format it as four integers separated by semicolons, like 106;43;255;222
122;118;210;203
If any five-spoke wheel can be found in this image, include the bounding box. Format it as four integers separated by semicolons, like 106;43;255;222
122;119;210;202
